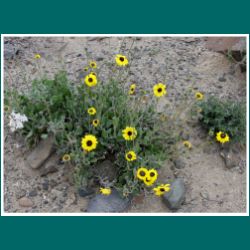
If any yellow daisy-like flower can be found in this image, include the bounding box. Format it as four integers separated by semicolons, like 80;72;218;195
84;74;97;87
100;187;111;196
34;54;41;59
129;84;136;95
153;83;167;97
183;140;192;149
144;169;158;186
122;127;137;141
89;61;97;68
92;119;100;127
83;67;89;72
115;54;128;66
153;184;171;196
62;154;71;162
88;107;96;115
136;167;148;181
216;131;230;144
81;134;98;152
125;151;137;162
195;92;204;100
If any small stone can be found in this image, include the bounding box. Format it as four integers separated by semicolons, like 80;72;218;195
162;179;186;210
220;148;240;169
87;190;130;213
78;187;94;197
26;136;55;169
42;180;49;191
173;159;185;169
29;190;38;197
218;76;226;82
16;189;26;199
40;165;58;177
19;197;33;207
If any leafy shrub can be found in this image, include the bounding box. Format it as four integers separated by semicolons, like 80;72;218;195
198;96;246;144
6;70;175;197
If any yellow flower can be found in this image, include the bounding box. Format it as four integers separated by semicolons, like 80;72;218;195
62;154;71;162
34;54;41;59
153;83;167;97
88;107;96;115
136;167;148;181
143;169;158;186
153;184;171;196
83;67;89;72
125;151;137;162
100;187;111;195
195;92;204;100
216;131;230;144
84;74;97;87
89;61;97;68
183;140;192;149
129;84;136;95
122;126;137;141
92;119;100;127
115;54;128;66
81;134;98;152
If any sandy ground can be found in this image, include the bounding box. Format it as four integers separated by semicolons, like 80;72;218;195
3;36;247;213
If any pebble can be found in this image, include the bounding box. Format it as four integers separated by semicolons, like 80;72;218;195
19;197;33;207
29;190;38;197
173;159;186;169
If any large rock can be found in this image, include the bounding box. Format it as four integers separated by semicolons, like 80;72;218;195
87;190;130;213
162;178;186;210
26;136;55;169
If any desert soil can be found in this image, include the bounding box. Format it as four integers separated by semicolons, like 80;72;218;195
3;36;247;213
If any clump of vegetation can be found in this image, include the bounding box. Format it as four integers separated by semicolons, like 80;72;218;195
5;54;176;198
197;96;246;145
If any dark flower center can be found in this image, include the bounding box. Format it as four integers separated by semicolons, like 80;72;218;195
127;131;132;136
89;77;93;82
120;57;125;62
127;153;132;159
221;133;226;138
158;88;162;93
139;171;146;177
131;88;134;91
91;63;95;67
146;178;150;182
150;172;155;177
160;188;165;192
87;140;93;146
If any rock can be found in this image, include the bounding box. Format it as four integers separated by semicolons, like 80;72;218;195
78;187;95;197
4;43;19;60
40;164;58;177
162;179;186;210
42;180;49;191
220;148;241;169
18;197;33;207
87;190;130;213
29;190;38;197
173;159;185;169
16;189;26;199
218;76;226;82
26;136;55;169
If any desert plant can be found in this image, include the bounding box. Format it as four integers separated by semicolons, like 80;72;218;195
197;96;246;144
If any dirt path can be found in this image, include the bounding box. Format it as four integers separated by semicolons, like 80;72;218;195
3;37;247;213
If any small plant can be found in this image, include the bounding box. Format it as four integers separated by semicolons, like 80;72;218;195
197;96;246;144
